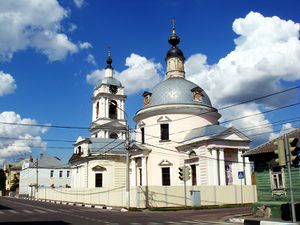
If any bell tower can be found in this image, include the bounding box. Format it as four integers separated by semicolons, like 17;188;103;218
90;48;127;140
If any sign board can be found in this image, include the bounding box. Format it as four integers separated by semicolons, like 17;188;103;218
238;171;244;179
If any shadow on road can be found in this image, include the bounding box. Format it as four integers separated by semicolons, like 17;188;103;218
0;222;70;225
0;204;12;210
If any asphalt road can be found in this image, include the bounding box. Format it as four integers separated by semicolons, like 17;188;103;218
0;197;248;224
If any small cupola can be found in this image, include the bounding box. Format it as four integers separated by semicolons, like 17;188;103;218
104;47;113;78
166;19;185;79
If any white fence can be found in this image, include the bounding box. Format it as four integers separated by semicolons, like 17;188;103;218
37;185;257;208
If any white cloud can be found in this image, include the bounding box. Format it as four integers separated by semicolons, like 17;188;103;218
86;54;97;65
185;12;300;143
0;112;48;158
0;0;81;62
86;53;162;95
86;69;104;86
186;12;300;106
0;71;16;96
68;23;78;33
269;123;295;141
74;0;85;8
79;42;92;49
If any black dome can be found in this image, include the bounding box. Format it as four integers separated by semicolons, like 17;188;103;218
166;47;185;61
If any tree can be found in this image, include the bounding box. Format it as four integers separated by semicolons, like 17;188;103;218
9;174;19;192
0;169;6;192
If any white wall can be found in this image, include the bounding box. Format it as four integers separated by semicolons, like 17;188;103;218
37;185;257;208
19;167;71;196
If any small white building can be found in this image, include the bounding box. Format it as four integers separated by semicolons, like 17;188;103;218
131;23;252;187
69;50;128;189
19;154;71;197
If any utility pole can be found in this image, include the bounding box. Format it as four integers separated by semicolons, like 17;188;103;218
284;134;296;223
36;158;39;198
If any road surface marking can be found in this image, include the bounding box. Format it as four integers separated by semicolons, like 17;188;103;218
8;210;18;214
42;208;58;213
22;210;34;214
58;209;73;213
33;209;47;214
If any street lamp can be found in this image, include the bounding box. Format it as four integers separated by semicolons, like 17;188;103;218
109;100;130;209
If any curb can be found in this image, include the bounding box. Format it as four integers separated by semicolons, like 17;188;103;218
229;218;299;225
19;197;116;211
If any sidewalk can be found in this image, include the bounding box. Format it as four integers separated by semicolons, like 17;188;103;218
228;214;299;225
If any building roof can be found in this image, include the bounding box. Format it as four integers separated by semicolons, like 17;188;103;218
181;124;250;144
31;154;69;169
100;77;122;87
243;128;300;157
147;77;212;107
89;138;127;155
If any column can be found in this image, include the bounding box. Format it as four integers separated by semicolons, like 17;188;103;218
105;98;109;118
141;157;148;186
219;149;226;185
210;149;218;185
130;159;137;186
118;100;125;120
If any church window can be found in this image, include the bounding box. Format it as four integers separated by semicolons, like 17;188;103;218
139;168;142;186
109;100;117;119
77;146;82;155
109;132;118;139
95;173;103;187
67;171;70;178
189;151;196;158
141;127;145;144
59;171;63;178
96;102;99;119
191;87;204;102
50;170;54;178
160;124;169;141
161;167;170;186
191;164;197;185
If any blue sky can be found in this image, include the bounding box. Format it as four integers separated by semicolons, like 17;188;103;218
1;0;300;164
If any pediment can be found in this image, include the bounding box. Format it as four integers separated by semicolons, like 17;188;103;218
92;165;107;171
158;160;173;166
217;127;250;141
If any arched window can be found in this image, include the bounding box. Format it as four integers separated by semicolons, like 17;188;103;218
77;146;82;155
109;132;118;139
96;102;99;119
189;151;196;158
109;100;117;119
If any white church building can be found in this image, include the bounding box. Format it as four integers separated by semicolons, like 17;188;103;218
131;23;252;188
40;23;256;208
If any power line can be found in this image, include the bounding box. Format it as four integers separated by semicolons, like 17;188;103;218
221;102;300;125
0;85;299;130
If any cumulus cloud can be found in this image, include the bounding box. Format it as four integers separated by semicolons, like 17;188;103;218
86;53;162;95
0;0;80;62
86;54;97;65
0;71;16;96
73;0;85;8
185;11;300;143
79;42;92;49
0;112;48;158
86;69;104;86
